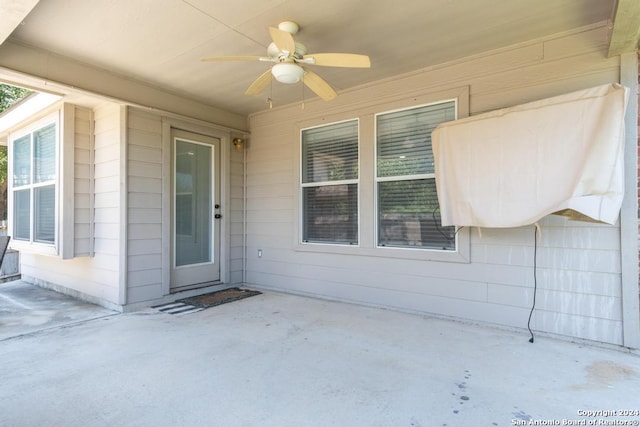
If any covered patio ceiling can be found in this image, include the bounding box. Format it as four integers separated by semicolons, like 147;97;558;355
0;0;638;117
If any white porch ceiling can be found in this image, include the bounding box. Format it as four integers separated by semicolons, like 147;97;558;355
0;0;620;116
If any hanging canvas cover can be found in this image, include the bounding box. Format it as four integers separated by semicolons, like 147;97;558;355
432;83;628;228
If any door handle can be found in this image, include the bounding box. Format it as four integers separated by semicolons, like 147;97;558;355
215;214;222;219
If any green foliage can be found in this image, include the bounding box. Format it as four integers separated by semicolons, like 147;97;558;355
0;84;31;112
0;84;31;184
377;156;424;178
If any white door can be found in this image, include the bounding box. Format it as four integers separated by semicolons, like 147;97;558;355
170;129;221;291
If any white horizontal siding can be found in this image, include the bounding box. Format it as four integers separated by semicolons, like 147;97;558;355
73;106;92;256
126;108;163;304
228;146;245;284
245;23;625;345
22;102;122;307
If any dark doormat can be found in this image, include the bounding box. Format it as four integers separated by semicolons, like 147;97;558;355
178;287;262;308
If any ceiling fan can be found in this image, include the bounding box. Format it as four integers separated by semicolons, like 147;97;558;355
201;21;371;101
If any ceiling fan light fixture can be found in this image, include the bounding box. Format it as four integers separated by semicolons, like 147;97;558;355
271;62;305;84
278;21;299;34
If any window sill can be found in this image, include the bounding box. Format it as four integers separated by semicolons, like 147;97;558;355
295;238;470;264
10;240;58;257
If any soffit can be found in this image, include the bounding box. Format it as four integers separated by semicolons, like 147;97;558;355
5;0;615;116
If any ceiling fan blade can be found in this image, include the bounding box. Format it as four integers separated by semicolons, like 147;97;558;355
201;55;265;62
245;69;273;96
303;53;371;68
302;69;337;101
269;26;295;54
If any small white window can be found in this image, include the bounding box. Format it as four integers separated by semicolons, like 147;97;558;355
10;119;57;246
376;101;456;250
301;119;359;245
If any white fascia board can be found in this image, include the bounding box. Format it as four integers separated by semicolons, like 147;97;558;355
0;91;62;143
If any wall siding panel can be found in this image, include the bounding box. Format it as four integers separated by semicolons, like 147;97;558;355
245;24;625;346
126;108;164;304
21;102;122;308
229;146;245;283
73;106;93;255
124;107;244;303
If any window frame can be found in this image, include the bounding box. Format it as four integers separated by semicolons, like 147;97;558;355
374;99;458;252
8;106;72;257
299;118;360;247
293;86;470;263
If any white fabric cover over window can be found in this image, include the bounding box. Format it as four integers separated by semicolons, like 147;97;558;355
432;83;628;228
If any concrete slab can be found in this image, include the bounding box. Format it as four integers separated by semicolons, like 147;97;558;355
0;280;117;340
0;290;639;426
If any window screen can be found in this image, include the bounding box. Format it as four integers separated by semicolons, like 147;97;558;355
13;189;30;240
301;120;358;244
34;124;56;183
34;185;55;243
13;135;31;187
11;122;57;245
376;102;456;250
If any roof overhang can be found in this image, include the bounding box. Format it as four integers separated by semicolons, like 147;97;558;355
0;90;62;144
0;0;39;45
608;0;640;57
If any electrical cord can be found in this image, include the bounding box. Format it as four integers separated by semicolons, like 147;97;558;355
527;225;538;343
433;206;539;342
432;206;464;240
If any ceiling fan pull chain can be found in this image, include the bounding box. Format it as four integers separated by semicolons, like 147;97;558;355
301;76;305;110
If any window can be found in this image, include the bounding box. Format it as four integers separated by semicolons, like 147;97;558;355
376;101;456;250
11;121;57;245
301;120;358;245
295;89;469;260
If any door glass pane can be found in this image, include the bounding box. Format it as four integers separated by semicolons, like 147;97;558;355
13;189;30;240
35;185;55;243
34;123;56;183
175;139;212;267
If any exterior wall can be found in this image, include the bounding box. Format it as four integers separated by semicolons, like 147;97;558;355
125;107;245;305
21;102;122;307
229;143;245;284
246;23;628;345
19;103;244;309
126;108;164;304
74;106;93;256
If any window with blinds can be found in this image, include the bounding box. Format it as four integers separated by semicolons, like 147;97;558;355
301;120;358;245
376;101;456;250
11;122;56;245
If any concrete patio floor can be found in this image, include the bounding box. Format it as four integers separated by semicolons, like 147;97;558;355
1;281;639;427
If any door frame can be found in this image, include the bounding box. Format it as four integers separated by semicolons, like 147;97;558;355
160;117;232;296
170;130;220;291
